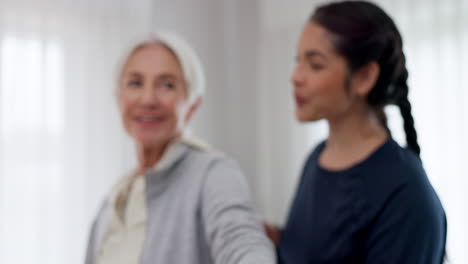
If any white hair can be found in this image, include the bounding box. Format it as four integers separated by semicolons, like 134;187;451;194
120;31;206;104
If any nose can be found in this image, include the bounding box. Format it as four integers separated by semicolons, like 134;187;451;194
139;85;159;108
290;64;304;88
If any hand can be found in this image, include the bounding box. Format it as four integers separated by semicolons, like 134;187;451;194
263;222;281;246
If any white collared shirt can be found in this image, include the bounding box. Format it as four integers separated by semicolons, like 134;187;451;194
96;136;211;264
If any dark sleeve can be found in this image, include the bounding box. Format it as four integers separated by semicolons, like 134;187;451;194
364;176;446;264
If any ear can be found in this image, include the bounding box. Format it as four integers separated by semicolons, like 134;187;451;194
351;61;380;97
185;97;202;123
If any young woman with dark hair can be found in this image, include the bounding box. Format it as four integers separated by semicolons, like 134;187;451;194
266;1;447;263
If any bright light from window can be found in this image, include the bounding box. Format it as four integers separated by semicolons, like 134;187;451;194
0;35;64;264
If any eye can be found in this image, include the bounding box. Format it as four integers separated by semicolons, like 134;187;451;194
127;79;142;88
308;62;325;71
161;80;176;90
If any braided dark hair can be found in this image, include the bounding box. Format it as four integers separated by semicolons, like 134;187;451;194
310;1;421;155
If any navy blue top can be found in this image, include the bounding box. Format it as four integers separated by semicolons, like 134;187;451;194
278;138;446;264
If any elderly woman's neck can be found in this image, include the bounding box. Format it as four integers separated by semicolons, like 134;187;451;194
136;144;167;174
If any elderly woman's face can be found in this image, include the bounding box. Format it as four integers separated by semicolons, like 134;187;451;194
118;44;190;148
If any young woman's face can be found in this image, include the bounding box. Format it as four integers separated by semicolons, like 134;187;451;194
291;22;354;122
118;44;190;148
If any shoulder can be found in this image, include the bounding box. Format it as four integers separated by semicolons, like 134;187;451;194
367;140;430;188
361;142;447;262
360;139;425;191
181;140;242;174
156;140;249;198
361;139;445;228
181;144;251;193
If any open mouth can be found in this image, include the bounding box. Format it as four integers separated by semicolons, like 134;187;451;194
295;95;307;106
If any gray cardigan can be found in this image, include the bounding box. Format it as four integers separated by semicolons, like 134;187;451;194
85;141;276;264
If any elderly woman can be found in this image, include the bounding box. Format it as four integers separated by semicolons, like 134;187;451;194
85;32;275;264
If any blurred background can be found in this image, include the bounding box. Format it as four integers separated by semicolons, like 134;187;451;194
0;0;466;263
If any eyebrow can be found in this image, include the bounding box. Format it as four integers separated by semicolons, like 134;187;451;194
126;72;178;80
304;50;327;60
157;73;179;80
126;72;142;78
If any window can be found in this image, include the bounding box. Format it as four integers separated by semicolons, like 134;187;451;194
0;35;65;264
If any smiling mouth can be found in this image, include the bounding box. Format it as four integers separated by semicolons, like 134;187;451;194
136;116;163;121
134;116;165;127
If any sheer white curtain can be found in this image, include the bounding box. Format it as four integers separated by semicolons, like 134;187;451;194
255;0;468;263
0;1;152;263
